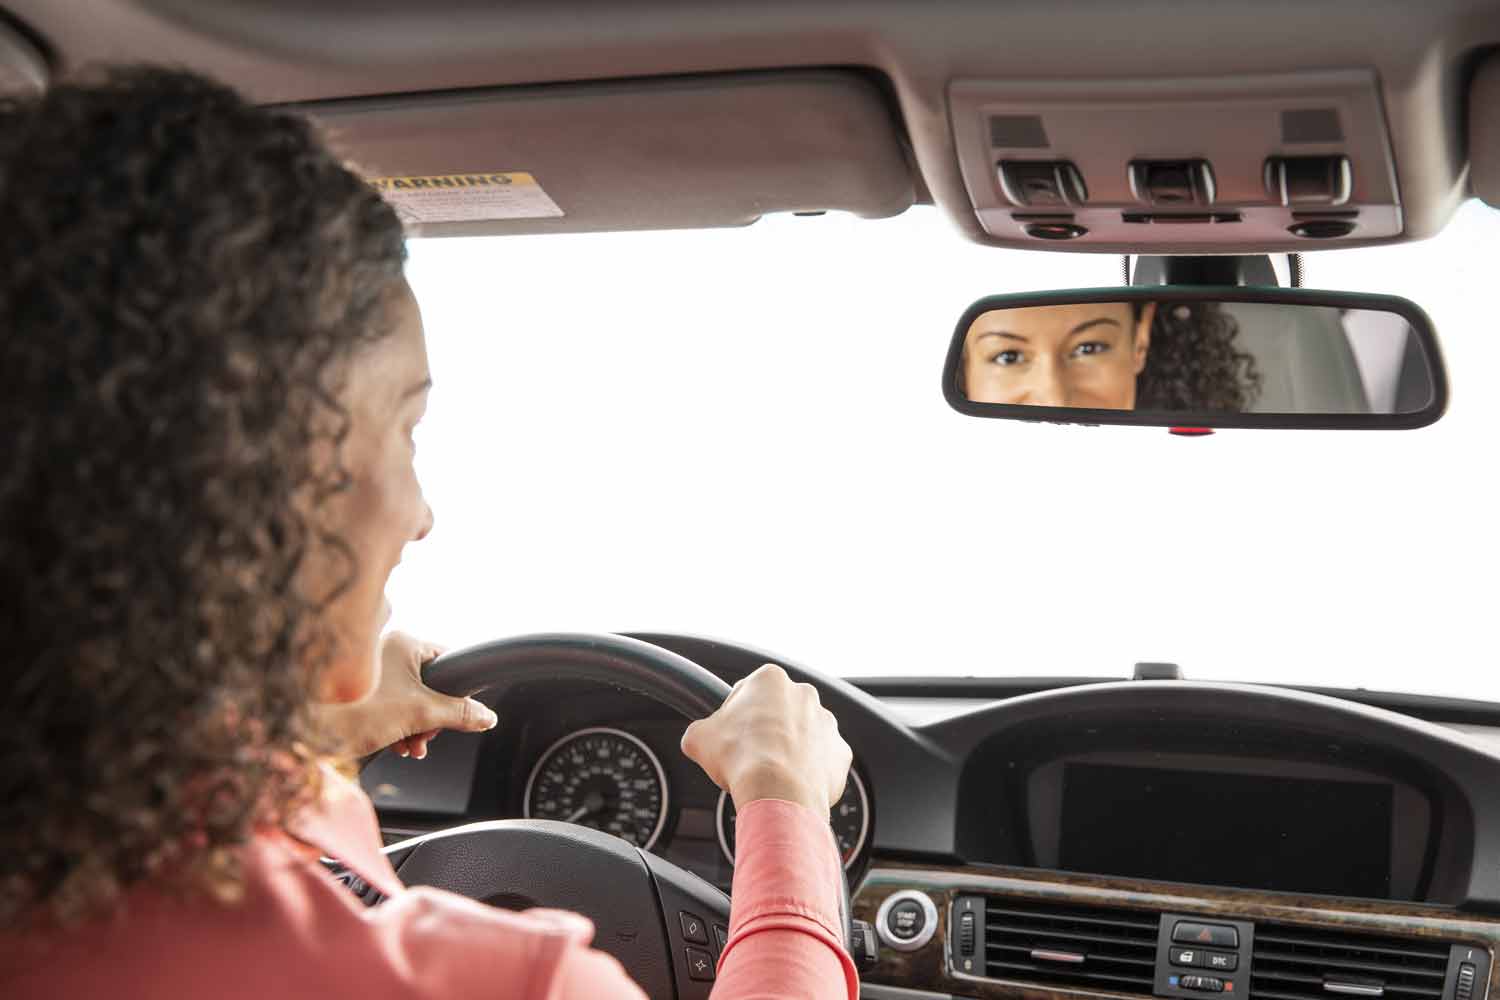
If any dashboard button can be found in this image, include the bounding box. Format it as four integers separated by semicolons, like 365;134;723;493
679;911;708;945
887;900;926;939
1171;948;1201;968
959;911;977;956
1205;951;1238;972
1173;921;1239;948
1180;975;1226;993
685;946;715;982
876;890;939;952
1458;964;1477;1000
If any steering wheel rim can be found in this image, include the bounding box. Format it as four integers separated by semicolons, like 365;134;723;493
387;633;853;991
420;631;733;716
381;633;795;997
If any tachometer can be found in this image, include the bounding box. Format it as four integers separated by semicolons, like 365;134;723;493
524;727;669;850
716;769;869;870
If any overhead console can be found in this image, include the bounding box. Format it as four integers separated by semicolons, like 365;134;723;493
948;70;1402;252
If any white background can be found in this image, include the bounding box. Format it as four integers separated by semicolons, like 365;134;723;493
388;199;1500;701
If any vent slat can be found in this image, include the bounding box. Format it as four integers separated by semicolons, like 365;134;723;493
982;896;1162;994
987;922;1157;949
987;943;1157;968
1252;975;1444;999
1251;970;1325;986
1254;990;1334;1000
1249;922;1457;1000
1254;934;1450;962
986;905;1159;933
1254;951;1448;980
985;960;1154;990
1252;979;1444;1000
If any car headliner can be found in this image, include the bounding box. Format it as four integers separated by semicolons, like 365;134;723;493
2;0;1499;253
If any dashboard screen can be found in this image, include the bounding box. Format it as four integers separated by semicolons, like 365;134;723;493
1058;763;1395;897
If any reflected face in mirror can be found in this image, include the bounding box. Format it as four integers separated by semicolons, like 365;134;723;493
961;302;1156;408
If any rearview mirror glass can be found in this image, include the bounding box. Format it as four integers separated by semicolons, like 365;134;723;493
944;288;1446;429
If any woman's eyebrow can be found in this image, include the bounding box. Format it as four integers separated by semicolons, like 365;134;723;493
974;330;1028;343
1069;317;1123;336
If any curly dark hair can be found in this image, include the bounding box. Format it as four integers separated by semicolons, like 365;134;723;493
0;66;407;927
1134;300;1262;411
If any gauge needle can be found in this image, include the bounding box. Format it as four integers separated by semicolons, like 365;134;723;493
565;791;607;824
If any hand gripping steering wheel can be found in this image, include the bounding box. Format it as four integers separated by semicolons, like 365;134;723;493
378;633;850;1000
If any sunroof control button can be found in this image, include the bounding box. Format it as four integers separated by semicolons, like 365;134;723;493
998;161;1088;207
1129;159;1216;206
1266;155;1352;206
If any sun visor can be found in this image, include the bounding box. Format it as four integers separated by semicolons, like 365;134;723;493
0;16;47;97
296;70;915;237
1469;52;1500;207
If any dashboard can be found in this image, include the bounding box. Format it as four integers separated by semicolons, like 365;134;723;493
363;633;1500;1000
367;675;872;894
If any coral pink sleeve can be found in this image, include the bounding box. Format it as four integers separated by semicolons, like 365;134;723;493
710;798;860;1000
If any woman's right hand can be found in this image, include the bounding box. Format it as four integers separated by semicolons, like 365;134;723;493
681;663;851;815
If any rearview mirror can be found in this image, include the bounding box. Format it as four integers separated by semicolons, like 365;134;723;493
943;287;1446;429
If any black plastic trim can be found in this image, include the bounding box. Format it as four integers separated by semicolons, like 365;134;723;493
848;676;1500;728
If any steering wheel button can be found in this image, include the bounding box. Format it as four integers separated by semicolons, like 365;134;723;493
685;946;715;982
679;911;708;945
713;924;729;952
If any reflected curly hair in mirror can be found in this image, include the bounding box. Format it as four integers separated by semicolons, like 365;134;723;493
0;67;407;926
1134;300;1263;411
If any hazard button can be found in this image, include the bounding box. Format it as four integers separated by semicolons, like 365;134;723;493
1172;922;1238;949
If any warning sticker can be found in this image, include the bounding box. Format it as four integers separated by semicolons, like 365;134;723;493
368;171;564;224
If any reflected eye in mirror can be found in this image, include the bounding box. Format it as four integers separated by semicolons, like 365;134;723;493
944;288;1447;430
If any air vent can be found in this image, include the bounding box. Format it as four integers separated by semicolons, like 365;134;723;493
984;897;1160;993
1251;923;1451;1000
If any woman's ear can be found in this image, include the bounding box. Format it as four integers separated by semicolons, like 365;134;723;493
1133;302;1157;374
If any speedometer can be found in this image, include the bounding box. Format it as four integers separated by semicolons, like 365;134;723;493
523;727;669;850
717;769;869;870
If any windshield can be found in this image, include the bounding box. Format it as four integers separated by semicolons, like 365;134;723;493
387;200;1500;700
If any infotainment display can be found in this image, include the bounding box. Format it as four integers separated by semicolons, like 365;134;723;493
1058;763;1395;898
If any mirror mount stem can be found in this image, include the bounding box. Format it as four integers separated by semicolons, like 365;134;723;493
1129;254;1280;287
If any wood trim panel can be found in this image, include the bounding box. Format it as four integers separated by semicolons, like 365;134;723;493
853;860;1500;1000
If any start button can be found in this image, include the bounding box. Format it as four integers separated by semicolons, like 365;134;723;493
875;890;939;952
887;900;926;940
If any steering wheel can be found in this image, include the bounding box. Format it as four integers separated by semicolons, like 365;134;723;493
377;633;849;1000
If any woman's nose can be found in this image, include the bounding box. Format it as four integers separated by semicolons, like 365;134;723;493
1026;363;1069;407
414;501;435;542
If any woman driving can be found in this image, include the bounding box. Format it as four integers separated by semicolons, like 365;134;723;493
0;67;857;999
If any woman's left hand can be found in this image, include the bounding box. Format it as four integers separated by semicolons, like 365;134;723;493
315;632;498;759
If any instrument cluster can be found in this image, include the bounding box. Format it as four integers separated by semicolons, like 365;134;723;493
521;721;872;888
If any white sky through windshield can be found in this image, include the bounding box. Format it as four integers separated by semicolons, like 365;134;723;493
387;200;1500;700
